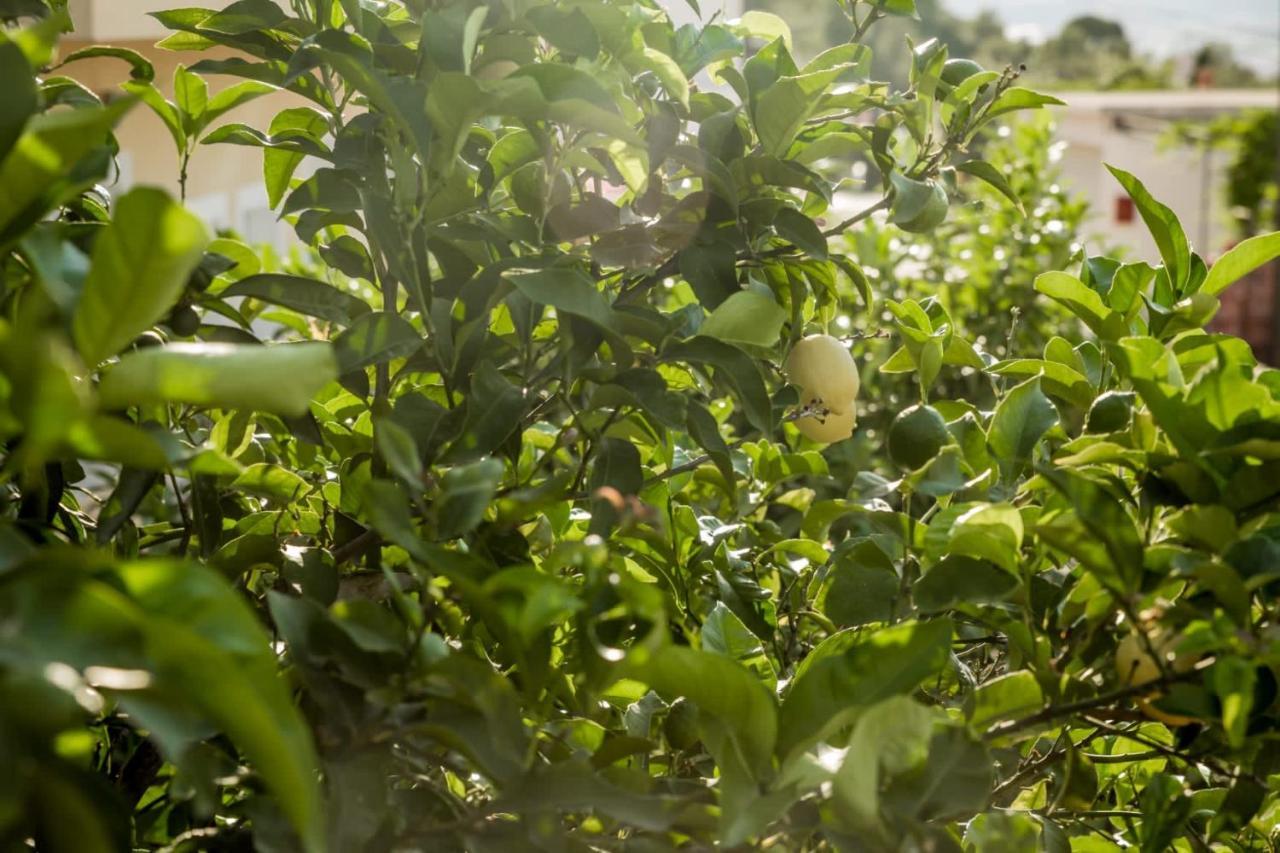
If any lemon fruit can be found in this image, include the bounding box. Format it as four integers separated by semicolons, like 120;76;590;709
795;401;857;444
887;404;951;470
663;697;700;751
896;181;949;233
1116;629;1199;726
937;58;984;97
1086;391;1135;433
784;334;859;416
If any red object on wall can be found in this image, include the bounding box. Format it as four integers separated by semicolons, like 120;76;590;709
1115;196;1135;223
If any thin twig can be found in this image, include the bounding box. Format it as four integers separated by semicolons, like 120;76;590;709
983;659;1213;740
821;196;892;238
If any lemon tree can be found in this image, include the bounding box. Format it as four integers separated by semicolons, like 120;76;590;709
1;0;1280;851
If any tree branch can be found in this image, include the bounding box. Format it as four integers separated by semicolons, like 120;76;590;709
983;660;1212;740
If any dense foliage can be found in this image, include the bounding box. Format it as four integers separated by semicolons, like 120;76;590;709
746;0;1271;92
2;0;1280;850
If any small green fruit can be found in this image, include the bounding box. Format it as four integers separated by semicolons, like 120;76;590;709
888;404;950;470
663;697;700;751
1086;391;1135;433
937;59;984;97
896;181;949;233
167;304;201;337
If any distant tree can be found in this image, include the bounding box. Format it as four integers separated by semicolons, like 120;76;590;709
1174;108;1279;236
1190;42;1262;88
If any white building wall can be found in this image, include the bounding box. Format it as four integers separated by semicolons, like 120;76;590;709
1052;91;1275;263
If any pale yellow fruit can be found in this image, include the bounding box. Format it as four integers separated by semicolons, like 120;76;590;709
1116;630;1199;726
784;334;859;416
795;402;857;443
475;60;520;80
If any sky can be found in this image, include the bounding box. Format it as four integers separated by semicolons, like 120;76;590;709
942;0;1280;76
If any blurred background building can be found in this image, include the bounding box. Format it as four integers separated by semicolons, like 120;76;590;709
61;0;296;248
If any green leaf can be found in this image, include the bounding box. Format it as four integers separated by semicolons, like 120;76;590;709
1107;165;1192;291
968;671;1043;733
263;107;330;208
232;463;308;502
685;400;737;500
639;46;690;108
444;362;527;464
983;87;1065;121
1201;231;1280;296
121;80;184;153
1034;271;1124;339
702;601;777;692
665;337;775;435
956;160;1024;214
99;342;337;416
1210;657;1255;749
987;377;1057;477
0;99;132;243
113;561;325;850
58;45;156;81
948;503;1024;575
15;558;325;850
777;619;952;761
375;417;423;488
438;458;504;539
773;207;828;258
72;188;208;366
197;0;286;35
0;36;37;160
507;267;634;365
734;10;793;51
203;80;275;127
831;696;936;834
1037;468;1144;591
913;556;1017;613
754;65;848;157
987;359;1093;409
65;415;174;470
630;645;778;779
173;64;209;136
819;542;898;627
222;273;370;324
698;289;786;348
332;312;422;374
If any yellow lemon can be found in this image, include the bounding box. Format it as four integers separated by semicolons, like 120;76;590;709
784;334;859;415
794;400;857;444
1116;630;1199;726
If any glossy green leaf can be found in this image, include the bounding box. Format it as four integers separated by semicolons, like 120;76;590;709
1107;165;1192;291
222;273;370;324
1201;231;1280;296
99;342;337;416
698;289;786;348
73;188;208;366
778;619;952;761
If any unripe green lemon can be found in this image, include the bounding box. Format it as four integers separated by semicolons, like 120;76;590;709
1086;391;1135;433
663;697;700;751
896;181;949;233
784;334;859;415
795;400;857;444
937;58;984;96
167;303;201;337
887;404;950;470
